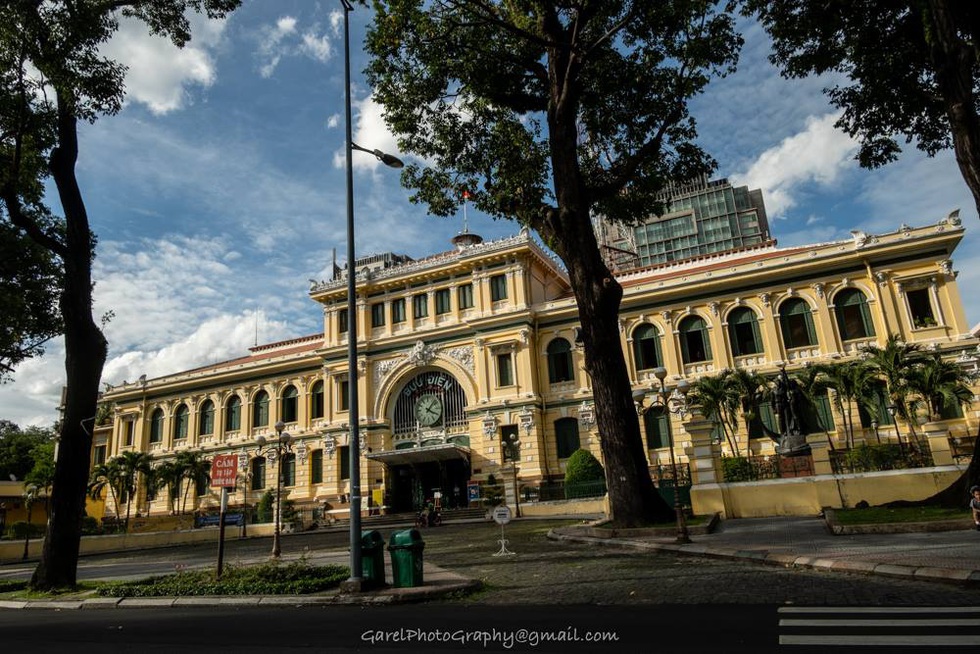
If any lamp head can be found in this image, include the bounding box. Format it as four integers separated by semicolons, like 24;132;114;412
632;389;648;403
653;366;668;381
280;431;292;446
375;149;404;168
675;379;690;395
274;420;286;433
255;435;267;447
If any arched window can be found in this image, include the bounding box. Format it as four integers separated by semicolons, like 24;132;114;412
834;288;875;341
679;315;712;363
779;298;817;349
225;396;242;432
310;449;323;484
728;307;763;357
149;408;164;443
281;385;299;423
250;457;266;491
310;381;324;420
173;404;189;440
282;453;296;487
555;417;581;459
632;323;662;371
547;338;574;383
644;406;670;449
198;400;215;436
253;390;270;428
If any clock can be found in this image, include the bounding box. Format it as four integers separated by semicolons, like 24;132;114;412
415;394;443;427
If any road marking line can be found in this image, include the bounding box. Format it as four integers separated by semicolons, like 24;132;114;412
780;618;980;627
780;634;980;646
779;606;980;614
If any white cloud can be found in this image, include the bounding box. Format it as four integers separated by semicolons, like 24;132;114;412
332;94;401;171
326;114;340;128
257;16;298;78
101;310;293;386
732;113;859;218
300;32;332;63
255;16;336;78
102;13;228;114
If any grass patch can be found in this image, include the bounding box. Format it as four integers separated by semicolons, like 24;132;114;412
833;506;969;526
95;561;349;598
0;580;100;600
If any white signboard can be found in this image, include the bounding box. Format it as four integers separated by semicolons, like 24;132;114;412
492;505;512;525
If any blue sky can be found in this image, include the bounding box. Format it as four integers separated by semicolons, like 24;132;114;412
4;2;979;428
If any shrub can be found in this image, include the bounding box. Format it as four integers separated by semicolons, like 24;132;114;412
721;456;756;483
563;449;605;485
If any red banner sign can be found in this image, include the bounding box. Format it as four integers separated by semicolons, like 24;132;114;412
210;454;238;488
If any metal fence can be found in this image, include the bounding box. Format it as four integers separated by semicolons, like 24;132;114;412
829;443;934;475
721;453;814;482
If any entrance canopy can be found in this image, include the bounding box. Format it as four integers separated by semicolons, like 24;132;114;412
366;442;470;467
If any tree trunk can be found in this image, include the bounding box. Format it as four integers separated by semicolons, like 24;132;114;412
541;197;673;525
925;0;980;218
885;423;980;509
30;106;107;590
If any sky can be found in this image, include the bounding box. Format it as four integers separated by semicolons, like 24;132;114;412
3;2;979;429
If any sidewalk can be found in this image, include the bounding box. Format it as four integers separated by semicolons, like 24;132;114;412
550;515;980;587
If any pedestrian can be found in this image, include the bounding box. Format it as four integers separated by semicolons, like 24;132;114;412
971;485;980;531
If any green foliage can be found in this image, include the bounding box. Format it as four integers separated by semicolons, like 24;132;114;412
1;0;243;590
746;1;980;214
563;449;605;485
7;521;46;540
833;505;970;526
832;443;931;474
0;222;62;381
364;1;742;525
0;579;28;593
721;456;756;483
80;515;100;535
0;421;56;481
95;562;349;598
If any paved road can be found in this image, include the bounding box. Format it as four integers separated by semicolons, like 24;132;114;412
5;518;979;606
4;519;980;652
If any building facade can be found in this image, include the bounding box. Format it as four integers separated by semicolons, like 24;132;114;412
96;213;978;520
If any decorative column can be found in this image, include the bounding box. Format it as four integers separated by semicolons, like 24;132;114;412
680;410;726;518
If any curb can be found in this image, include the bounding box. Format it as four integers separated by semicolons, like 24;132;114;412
0;577;482;611
546;528;980;588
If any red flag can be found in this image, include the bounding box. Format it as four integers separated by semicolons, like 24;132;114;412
462;190;470;199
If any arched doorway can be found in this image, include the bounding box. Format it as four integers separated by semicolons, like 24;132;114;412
368;369;471;512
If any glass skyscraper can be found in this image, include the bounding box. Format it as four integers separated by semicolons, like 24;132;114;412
598;176;771;270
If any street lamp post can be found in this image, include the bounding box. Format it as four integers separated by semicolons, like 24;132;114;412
255;421;306;559
633;366;691;544
341;0;404;591
502;431;522;517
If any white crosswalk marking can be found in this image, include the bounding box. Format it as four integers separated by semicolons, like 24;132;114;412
778;606;980;648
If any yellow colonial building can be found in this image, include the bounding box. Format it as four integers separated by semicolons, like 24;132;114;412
96;212;978;521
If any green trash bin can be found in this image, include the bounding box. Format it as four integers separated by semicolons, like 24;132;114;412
387;528;425;588
361;530;386;587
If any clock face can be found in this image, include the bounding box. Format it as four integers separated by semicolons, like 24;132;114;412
415;394;443;427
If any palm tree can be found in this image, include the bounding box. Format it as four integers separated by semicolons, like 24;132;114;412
176;450;211;515
689;372;742;457
115;451;153;532
812;361;878;449
862;334;927;449
726;367;770;452
906;354;976;423
88;459;126;528
153;459;185;515
789;365;836;450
